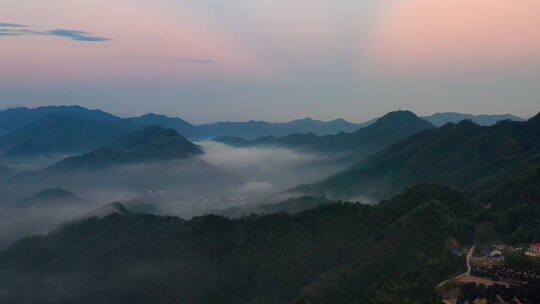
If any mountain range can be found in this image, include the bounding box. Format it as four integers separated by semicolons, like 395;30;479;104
422;112;525;127
0;105;538;304
0;105;120;135
294;112;540;200
0;113;139;158
127;114;374;139
0;126;215;204
0;106;524;160
215;111;435;157
2;147;538;303
130;111;524;139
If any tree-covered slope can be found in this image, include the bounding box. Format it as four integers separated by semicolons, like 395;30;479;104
295;113;540;200
0;184;473;304
218;196;332;218
466;151;540;244
50;127;203;170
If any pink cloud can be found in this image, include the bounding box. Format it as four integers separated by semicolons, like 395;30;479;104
369;0;540;71
0;0;273;84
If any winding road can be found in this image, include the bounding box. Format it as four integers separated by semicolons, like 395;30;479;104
438;245;475;288
438;245;475;304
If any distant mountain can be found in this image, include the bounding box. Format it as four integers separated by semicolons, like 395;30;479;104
18;188;86;208
422;112;524;127
196;117;372;139
0;188;91;248
0;114;139;158
0;126;235;204
126;113;195;137
127;113;372;139
216;110;435;157
295;112;540;200
284;117;376;135
0;105;121;135
0;106;372;146
52;127;203;170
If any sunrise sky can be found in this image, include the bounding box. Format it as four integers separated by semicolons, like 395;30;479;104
1;0;539;123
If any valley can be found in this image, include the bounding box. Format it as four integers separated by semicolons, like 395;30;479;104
0;105;537;304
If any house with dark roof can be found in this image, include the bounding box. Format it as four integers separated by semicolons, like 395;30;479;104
451;247;464;256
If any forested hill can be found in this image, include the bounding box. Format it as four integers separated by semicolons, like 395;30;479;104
295;112;540;201
0;184;474;304
50;127;203;170
466;151;540;244
0;114;139;158
0;127;204;200
2;146;539;303
215;110;435;155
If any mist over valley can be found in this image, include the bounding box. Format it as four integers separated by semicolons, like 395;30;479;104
1;3;540;300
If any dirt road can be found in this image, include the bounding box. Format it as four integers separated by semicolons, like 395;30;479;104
438;245;476;304
438;245;475;288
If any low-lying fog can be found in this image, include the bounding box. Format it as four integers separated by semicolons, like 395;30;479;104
0;141;347;248
198;141;343;199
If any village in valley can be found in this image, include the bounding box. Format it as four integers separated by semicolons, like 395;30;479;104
440;242;540;304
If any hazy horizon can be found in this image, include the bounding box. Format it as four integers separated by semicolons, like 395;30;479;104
1;0;539;124
1;2;539;303
0;104;534;125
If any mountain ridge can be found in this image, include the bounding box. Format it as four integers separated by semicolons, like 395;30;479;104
51;127;204;171
0;105;122;135
17;188;86;207
422;112;525;127
294;112;540;201
0;113;139;158
215;110;435;157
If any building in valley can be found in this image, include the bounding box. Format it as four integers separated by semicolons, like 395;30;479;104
525;243;540;258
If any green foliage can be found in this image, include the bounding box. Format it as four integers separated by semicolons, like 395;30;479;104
504;251;540;272
299;114;540;201
220;196;332;217
468;151;540;244
0;183;472;304
474;222;498;243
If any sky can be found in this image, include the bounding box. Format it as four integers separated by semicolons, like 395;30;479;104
0;0;539;123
